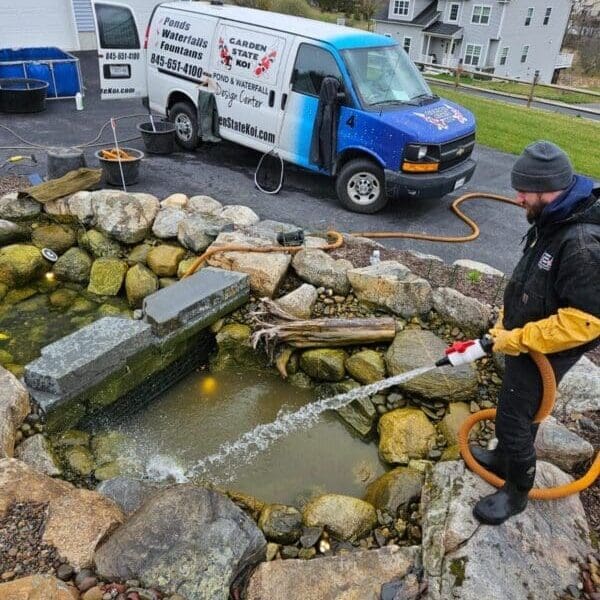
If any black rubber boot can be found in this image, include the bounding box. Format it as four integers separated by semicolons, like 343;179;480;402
469;444;507;478
473;454;536;526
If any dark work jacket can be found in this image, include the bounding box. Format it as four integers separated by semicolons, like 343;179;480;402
309;76;340;171
503;186;600;357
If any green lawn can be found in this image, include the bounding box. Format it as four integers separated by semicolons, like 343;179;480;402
428;73;600;105
431;85;600;179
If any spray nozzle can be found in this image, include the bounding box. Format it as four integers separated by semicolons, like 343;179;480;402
436;335;494;367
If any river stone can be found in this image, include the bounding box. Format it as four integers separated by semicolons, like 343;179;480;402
3;287;36;305
0;366;30;458
128;243;151;265
94;461;123;481
246;545;420;600
0;575;80;599
378;408;436;465
299;348;347;382
345;349;386;384
555;356;600;414
161;193;189;209
292;249;352;295
53;247;93;283
42;196;70;217
94;484;266;599
218;204;259;226
207;230;291;297
439;402;475;446
0;244;47;287
15;433;61;477
56;429;90;447
534;416;594;472
125;263;159;308
0;458;124;569
152;207;187;239
0;192;41;219
96;477;163;515
335;396;377;439
364;467;424;514
177;214;232;253
0;219;29;245
177;257;196;278
347;261;433;318
302;494;377;541
259;504;303;544
421;460;591;600
432;287;492;337
79;228;121;258
91;430;125;466
386;330;478;402
87;258;128;296
31;224;77;255
66;446;95;476
188;195;223;215
275;283;317;319
93;190;160;244
67;190;95;226
146;245;185;277
452;259;504;277
49;288;78;308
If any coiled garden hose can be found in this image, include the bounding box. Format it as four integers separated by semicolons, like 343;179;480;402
458;350;600;500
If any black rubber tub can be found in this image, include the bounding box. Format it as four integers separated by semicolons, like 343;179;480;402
95;148;144;186
0;78;48;113
137;120;176;154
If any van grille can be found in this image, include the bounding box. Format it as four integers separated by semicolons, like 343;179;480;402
439;133;475;171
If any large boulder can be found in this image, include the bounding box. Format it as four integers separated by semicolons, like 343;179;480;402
177;214;232;253
534;416;594;472
345;349;386;384
14;433;61;476
67;190;95;226
302;493;377;541
0;192;41;219
93;190;159;244
422;460;591;600
53;247;92;283
386;330;478;402
188;195;223;215
96;477;163;515
432;287;492;336
299;348;347;382
87;257;128;296
275;283;317;319
0;459;124;569
0;575;79;599
94;485;266;600
161;193;189;209
31;224;76;255
125;263;159;308
292;249;352;295
555;356;600;414
364;466;424;514
152;207;187;239
0;366;30;458
218;204;259;226
79;228;121;258
0;244;47;287
207;231;291;297
245;546;420;600
378;408;436;465
146;244;185;277
0;219;29;246
347;261;433;318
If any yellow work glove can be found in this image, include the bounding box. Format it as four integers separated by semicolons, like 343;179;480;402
489;326;527;356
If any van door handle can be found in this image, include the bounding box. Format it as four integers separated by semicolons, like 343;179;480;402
269;90;275;107
281;93;288;110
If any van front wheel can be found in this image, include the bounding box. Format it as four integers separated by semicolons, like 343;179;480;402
170;102;199;150
336;159;388;213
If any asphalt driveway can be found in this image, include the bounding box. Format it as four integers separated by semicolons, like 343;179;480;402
0;51;556;275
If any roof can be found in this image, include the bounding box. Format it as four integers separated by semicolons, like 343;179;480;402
162;2;396;49
423;21;462;36
412;1;440;26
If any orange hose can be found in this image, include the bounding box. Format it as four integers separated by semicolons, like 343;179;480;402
458;350;600;499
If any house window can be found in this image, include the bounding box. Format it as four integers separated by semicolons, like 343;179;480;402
471;5;491;25
499;46;509;65
448;3;460;22
525;7;534;26
451;39;458;55
521;45;529;63
543;7;552;25
393;0;410;16
403;37;412;54
464;44;482;66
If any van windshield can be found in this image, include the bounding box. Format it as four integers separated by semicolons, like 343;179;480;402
341;45;434;108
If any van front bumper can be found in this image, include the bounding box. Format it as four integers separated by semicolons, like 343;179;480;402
386;158;476;199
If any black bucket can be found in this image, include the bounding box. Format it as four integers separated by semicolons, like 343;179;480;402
0;78;48;113
95;148;144;186
137;121;177;154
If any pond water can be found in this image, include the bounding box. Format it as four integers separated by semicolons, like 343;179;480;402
89;367;389;505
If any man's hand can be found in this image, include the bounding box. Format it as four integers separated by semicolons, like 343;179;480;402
489;327;528;356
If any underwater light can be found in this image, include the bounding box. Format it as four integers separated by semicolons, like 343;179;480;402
200;376;218;395
45;272;55;282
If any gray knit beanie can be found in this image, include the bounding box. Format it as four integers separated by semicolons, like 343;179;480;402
511;140;574;192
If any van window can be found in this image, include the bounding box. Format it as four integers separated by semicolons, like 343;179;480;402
292;44;343;96
96;4;139;49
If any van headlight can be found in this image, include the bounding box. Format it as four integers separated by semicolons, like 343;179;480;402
402;144;440;173
404;144;429;161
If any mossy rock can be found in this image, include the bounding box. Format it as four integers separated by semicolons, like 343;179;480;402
127;243;151;265
300;348;347;382
0;283;7;301
212;323;265;370
53;248;92;283
79;229;121;258
69;296;97;314
146;245;186;277
4;363;24;377
125;263;159;308
0;244;47;287
159;277;177;288
94;461;123;481
66;446;94;476
439;402;476;446
70;315;96;328
378;408;436;465
4;287;37;304
0;349;14;365
177;257;196;279
88;258;128;296
17;295;48;313
287;372;313;389
91;430;125;466
345;350;386;384
97;303;124;317
31;224;77;254
364;467;424;513
441;444;461;461
56;429;90;447
50;288;78;309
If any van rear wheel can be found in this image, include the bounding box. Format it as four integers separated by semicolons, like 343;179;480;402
170;102;199;150
336;159;388;214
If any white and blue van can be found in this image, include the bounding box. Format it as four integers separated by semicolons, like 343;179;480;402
93;1;476;213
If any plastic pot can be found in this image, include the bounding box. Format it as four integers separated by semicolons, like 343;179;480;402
0;78;48;113
95;148;144;186
137;120;177;155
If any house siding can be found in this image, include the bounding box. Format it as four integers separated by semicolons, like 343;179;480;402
375;20;425;60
